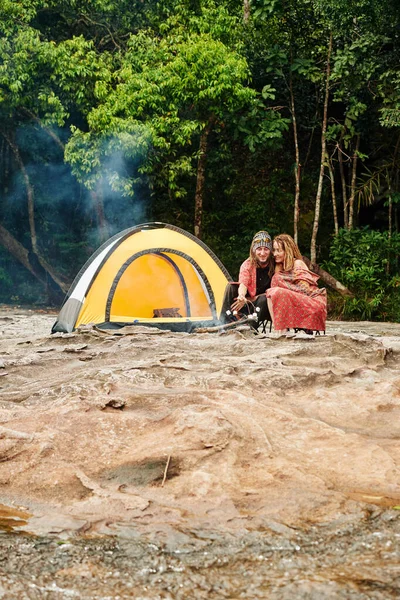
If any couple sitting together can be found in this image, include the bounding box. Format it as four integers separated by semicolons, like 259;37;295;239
221;231;327;337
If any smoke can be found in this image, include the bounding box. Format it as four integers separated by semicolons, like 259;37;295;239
91;145;149;236
0;124;151;296
11;124;150;237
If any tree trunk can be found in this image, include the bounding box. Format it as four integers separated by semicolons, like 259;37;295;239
20;109;65;152
243;0;250;23
1;137;11;193
34;249;69;294
327;153;339;235
302;256;354;297
338;135;348;229
0;222;42;281
194;118;214;240
348;134;360;230
387;182;393;276
90;187;109;243
3;133;38;253
310;33;332;263
2;132;69;295
290;71;301;244
0;222;67;303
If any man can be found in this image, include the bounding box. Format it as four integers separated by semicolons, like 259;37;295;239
220;231;274;330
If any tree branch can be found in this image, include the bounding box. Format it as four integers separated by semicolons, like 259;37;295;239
19;109;65;151
302;256;354;297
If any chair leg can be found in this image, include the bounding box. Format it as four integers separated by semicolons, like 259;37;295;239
291;328;326;336
255;320;272;334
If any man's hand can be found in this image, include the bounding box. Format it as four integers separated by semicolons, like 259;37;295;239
231;296;247;313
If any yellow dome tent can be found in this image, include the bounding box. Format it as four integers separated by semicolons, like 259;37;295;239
52;222;231;333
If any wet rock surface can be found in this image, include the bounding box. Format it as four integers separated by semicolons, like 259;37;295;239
0;307;399;598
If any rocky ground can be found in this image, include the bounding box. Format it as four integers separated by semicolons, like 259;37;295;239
0;307;399;598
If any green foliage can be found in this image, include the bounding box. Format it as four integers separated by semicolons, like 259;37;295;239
379;70;400;128
64;28;287;197
252;0;281;20
324;228;400;320
1;0;400;311
0;11;110;130
0;0;40;31
0;27;64;123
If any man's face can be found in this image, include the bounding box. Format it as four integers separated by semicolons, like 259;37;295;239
254;246;270;264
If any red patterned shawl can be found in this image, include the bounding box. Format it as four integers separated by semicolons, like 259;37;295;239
271;266;327;300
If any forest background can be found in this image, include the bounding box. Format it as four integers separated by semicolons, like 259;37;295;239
1;0;400;320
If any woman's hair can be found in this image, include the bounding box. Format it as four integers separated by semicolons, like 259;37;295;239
249;231;275;276
273;234;303;271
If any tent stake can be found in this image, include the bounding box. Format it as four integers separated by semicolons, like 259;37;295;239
161;454;171;487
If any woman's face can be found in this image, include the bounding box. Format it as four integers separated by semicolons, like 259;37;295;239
273;241;285;264
254;246;271;265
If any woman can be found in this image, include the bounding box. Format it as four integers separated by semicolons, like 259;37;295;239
266;234;326;335
221;230;275;329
